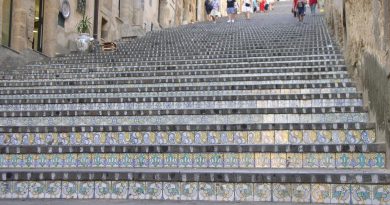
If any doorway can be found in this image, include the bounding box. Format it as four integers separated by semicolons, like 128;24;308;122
1;0;13;47
32;0;44;52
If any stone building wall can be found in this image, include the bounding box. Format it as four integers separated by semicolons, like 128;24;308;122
324;0;390;166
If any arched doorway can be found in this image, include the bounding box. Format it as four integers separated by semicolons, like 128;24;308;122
1;0;13;47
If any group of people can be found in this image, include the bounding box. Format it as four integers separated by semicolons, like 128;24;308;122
292;0;319;22
205;0;276;23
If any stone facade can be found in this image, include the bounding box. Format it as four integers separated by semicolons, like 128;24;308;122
324;0;390;167
0;0;206;58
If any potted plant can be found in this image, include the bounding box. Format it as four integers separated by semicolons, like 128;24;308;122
76;14;93;52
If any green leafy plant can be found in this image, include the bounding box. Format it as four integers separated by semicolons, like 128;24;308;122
76;15;92;34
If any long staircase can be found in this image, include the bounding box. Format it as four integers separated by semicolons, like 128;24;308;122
0;2;389;204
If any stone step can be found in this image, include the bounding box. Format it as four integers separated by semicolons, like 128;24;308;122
0;72;350;88
0;82;356;95
0;129;377;146
1;168;389;184
0;87;358;100
0;152;385;169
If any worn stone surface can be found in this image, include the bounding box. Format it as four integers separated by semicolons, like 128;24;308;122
0;46;47;71
324;0;390;167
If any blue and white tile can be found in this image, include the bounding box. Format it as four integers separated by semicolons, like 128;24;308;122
111;181;128;199
253;183;271;202
62;181;78;199
235;183;253;201
163;182;180;200
145;182;162;200
180;182;198;201
216;183;234;201
199;182;216;201
95;181;111;199
128;181;145;200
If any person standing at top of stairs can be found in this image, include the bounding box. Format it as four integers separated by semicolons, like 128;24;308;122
227;0;236;23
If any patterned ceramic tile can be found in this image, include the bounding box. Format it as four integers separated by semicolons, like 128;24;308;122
0;182;12;198
336;153;353;169
62;181;78;199
180;132;194;144
145;182;162;200
311;184;331;203
164;153;178;168
351;184;372;204
29;181;46;198
260;131;274;144
13;181;29;199
331;184;351;204
128;181;145;200
199;182;216;201
332;130;346;144
163;182;181;200
78;181;94;199
224;153;239;168
255;153;271;168
149;153;164;168
111;181;128;199
271;153;287;168
134;153;149;167
247;131;261;144
178;153;193;168
272;183;291;202
194;132;207;144
208;153;223;168
372;185;390;205
233;132;247;144
275;131;289;144
287;153;303;168
95;181;111;199
317;130;332;144
289;130;303;144
253;183;272;202
318;153;336;168
235;183;253;201
180;182;198;201
45;181;61;199
216;183;234;201
291;184;310;203
303;130;317;144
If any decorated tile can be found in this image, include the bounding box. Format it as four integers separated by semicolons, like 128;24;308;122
194;131;207;144
199;182;216;201
233;132;247;144
272;183;291;202
104;132;118;145
63;154;77;168
128;181;145;200
224;153;239;168
216;183;234;201
286;153;302;168
111;181;128;199
29;181;46;198
235;183;253;201
13;181;29;199
346;130;362;144
303;153;320;168
318;153;336;168
80;132;92;145
141;132;154;144
11;154;24;168
316;130;332;144
46;133;58;145
370;153;386;168
239;153;254;168
31;133;43;145
275;131;289;144
78;181;94;199
180;182;198;201
178;153;193;168
193;153;208;168
332;130;346;144
271;153;286;168
134;153;149;168
164;153;178;168
4;155;12;168
291;184;310;202
255;153;271;168
260;131;274;144
289;130;303;144
167;132;180;144
23;154;32;168
69;133;81;145
0;181;12;198
145;182;163;200
331;184;350;204
219;132;233;144
336;153;353;169
253;183;271;202
57;133;69;145
303;130;317;144
78;153;92;168
311;184;331;203
129;132;142;145
155;132;168;144
117;132;129;145
351;184;372;204
149;153;164;168
180;132;194;144
163;182;180;200
247;131;261;144
108;153;120;167
206;132;219;144
46;181;61;199
0;155;7;168
95;181;111;199
62;181;78;199
361;130;375;144
372;185;390;205
208;153;223;168
21;133;31;145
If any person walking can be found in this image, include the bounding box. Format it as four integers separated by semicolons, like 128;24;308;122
210;0;220;23
227;0;236;23
309;0;318;15
242;0;253;20
296;0;307;22
205;0;213;21
260;0;266;13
